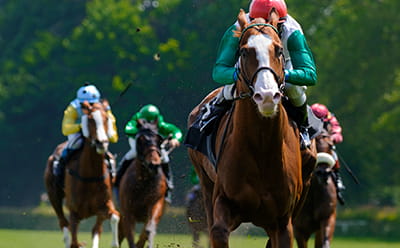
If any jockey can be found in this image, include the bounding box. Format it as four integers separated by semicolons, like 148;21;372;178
115;104;183;203
311;103;345;204
53;83;118;187
204;0;317;149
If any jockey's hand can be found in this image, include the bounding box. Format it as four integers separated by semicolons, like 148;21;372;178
169;139;180;149
331;133;343;144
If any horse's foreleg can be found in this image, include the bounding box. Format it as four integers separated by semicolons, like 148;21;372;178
109;212;120;248
69;212;83;248
318;213;336;248
121;215;136;248
268;219;294;248
210;195;240;248
91;217;103;248
138;199;165;248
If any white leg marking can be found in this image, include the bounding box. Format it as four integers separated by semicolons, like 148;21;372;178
92;232;100;248
63;226;70;248
110;213;120;248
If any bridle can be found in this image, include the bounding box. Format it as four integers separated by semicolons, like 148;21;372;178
235;23;285;100
135;129;162;170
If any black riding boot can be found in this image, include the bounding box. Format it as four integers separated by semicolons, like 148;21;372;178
333;169;346;205
161;163;174;203
114;158;133;188
283;101;311;149
53;148;73;188
200;90;233;134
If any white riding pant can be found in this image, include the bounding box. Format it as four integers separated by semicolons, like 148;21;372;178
66;133;83;150
124;137;169;163
284;83;307;107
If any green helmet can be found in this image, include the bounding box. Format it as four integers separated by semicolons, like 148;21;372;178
139;104;160;121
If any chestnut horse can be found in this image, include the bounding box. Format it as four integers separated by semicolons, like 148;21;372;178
187;10;316;248
294;129;337;248
186;185;208;248
44;101;120;248
118;119;167;248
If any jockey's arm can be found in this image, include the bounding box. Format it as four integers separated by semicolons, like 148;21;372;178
212;24;240;85
62;105;81;136
159;121;183;144
106;110;118;143
285;30;317;86
124;114;139;137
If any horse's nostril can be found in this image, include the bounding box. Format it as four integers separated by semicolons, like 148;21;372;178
253;93;263;103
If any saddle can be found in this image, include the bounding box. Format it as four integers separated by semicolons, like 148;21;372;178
184;101;323;169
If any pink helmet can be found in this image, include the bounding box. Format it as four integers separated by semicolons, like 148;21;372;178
249;0;288;22
311;103;329;119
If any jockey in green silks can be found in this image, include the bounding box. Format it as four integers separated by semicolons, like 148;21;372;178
203;0;317;149
115;104;183;203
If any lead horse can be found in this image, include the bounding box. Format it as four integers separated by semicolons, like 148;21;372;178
294;129;337;248
44;101;120;248
187;10;316;248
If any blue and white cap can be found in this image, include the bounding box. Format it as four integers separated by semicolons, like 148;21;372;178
76;84;100;103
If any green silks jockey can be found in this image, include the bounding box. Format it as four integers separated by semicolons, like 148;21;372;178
206;0;317;149
115;104;183;203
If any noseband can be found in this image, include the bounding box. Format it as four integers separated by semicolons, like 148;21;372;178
236;23;285;99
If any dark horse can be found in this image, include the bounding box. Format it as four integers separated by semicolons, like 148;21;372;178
118;119;168;248
187;10;316;248
294;129;337;248
44;101;120;248
186;184;209;248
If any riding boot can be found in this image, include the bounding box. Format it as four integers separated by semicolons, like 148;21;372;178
200;85;235;134
333;169;346;205
284;100;311;149
53;148;72;188
161;163;174;204
114;157;133;188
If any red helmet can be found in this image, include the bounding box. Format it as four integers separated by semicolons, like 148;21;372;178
249;0;288;22
311;103;329;119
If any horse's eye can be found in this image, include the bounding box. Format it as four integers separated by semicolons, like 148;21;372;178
240;48;248;57
275;45;283;58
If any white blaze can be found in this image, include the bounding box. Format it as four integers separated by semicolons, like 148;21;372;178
247;34;280;94
92;110;108;142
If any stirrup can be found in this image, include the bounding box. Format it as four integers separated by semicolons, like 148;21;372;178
300;128;311;149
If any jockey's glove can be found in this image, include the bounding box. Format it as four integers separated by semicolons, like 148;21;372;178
169;139;180;149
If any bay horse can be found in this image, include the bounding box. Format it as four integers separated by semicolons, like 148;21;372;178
187;10;316;248
186;184;209;248
294;129;337;248
118;119;167;248
44;101;120;248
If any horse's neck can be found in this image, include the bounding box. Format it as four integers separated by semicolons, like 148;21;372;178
233;100;288;143
78;140;106;174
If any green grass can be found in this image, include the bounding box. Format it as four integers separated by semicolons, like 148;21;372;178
1;229;400;248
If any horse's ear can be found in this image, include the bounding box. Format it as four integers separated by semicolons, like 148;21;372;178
81;101;91;114
237;9;247;32
101;98;110;111
268;9;279;28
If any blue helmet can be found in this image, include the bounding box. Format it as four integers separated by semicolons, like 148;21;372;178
76;84;100;103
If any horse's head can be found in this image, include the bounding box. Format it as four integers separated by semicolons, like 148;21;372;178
236;9;285;117
135;119;163;168
81;101;114;154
